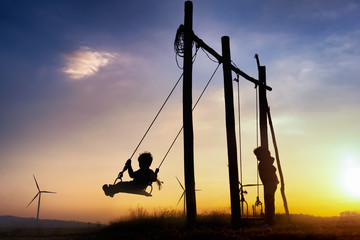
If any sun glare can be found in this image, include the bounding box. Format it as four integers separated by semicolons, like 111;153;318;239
342;167;360;197
341;155;360;198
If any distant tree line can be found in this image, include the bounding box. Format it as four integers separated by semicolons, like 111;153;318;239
340;211;360;217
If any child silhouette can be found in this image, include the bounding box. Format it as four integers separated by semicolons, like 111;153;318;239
103;152;161;197
254;146;279;226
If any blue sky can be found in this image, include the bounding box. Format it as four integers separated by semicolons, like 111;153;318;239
1;0;360;223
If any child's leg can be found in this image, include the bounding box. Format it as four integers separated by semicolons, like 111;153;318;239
264;185;277;225
103;182;136;197
112;182;135;193
102;184;115;197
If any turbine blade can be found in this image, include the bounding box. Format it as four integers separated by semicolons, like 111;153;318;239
176;192;185;206
27;192;39;207
33;175;40;191
175;176;185;190
42;191;56;194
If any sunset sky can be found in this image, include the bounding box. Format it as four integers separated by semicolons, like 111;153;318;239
1;0;360;224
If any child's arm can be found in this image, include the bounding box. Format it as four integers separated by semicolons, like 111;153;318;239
117;159;132;179
151;168;159;181
126;159;135;178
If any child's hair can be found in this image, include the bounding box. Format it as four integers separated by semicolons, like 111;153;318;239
253;146;270;158
138;152;153;168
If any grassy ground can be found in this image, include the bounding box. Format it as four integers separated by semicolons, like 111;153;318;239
1;211;360;240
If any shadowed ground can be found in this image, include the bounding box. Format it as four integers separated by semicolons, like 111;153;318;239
1;213;360;240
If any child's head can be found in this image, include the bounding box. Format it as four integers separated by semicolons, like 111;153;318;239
253;146;270;160
138;152;153;169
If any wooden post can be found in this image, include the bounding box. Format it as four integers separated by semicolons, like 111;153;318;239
258;65;268;149
221;36;241;228
183;0;196;226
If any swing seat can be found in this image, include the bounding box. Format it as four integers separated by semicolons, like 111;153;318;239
102;183;153;197
120;188;152;197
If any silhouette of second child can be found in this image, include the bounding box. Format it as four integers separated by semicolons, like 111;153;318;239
254;146;279;226
103;152;161;197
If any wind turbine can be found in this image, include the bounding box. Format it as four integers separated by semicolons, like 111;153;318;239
176;177;186;216
27;175;56;227
175;177;201;216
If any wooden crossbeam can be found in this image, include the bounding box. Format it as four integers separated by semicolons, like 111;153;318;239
193;34;272;91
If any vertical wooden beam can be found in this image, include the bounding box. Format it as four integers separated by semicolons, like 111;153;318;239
183;0;196;226
259;66;268;150
221;36;241;228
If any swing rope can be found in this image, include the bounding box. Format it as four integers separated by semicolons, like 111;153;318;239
129;73;183;160
255;85;260;199
116;62;220;184
157;63;221;169
117;35;219;183
114;73;183;184
234;74;248;217
233;75;243;185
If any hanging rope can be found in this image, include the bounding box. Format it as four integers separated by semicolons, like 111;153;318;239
234;74;248;217
255;86;259;148
174;24;200;69
126;25;214;172
255;85;260;198
114;73;183;184
267;102;290;221
233;75;243;185
174;25;185;57
157;63;221;169
129;73;183;160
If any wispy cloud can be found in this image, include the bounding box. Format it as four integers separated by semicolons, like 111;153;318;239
313;2;359;20
63;47;116;80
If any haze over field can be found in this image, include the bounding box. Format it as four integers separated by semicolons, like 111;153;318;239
1;0;359;223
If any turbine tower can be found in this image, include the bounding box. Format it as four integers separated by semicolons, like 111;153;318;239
27;175;56;227
176;177;200;216
176;176;186;216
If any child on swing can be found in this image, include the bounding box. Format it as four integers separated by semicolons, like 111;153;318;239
103;152;161;197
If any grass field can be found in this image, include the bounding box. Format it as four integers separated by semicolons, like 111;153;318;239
1;210;360;240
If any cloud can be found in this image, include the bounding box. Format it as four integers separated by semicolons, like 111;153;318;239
63;47;116;80
312;2;359;20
